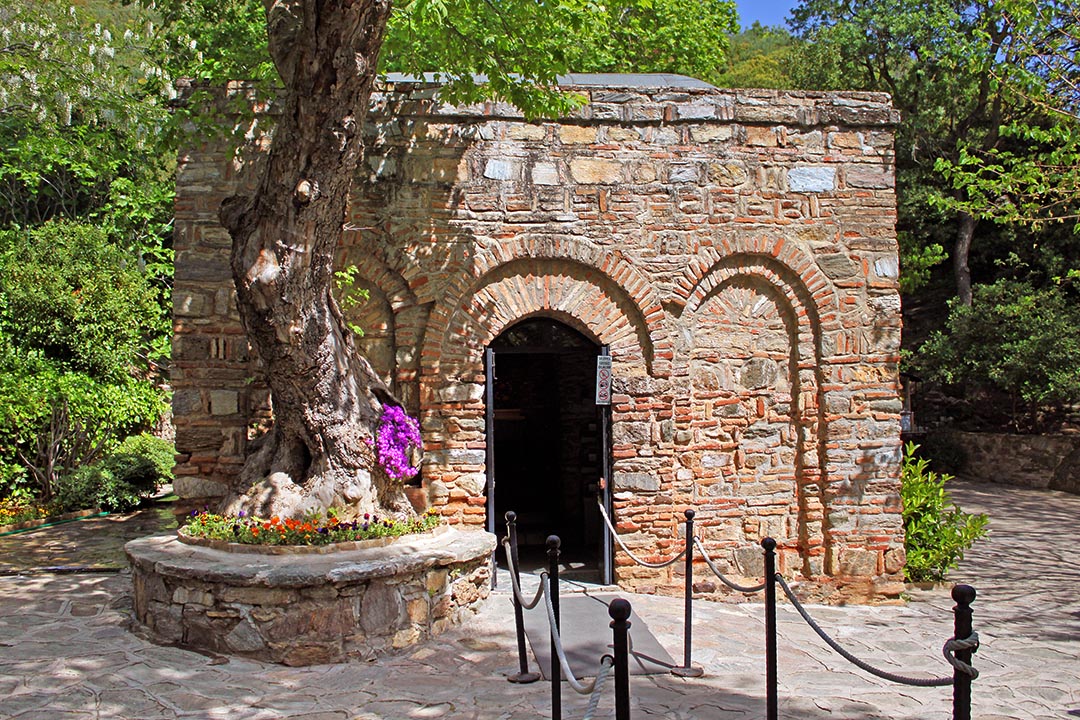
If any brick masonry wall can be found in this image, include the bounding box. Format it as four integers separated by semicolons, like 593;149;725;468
172;79;906;600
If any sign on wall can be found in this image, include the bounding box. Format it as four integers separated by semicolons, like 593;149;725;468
595;355;612;405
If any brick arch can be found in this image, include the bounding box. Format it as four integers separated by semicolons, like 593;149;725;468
678;237;840;336
337;232;419;313
423;255;667;378
337;235;429;412
424;235;673;377
682;253;832;581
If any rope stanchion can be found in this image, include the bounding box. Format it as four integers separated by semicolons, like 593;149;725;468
950;585;978;720
671;509;703;678
597;501;686;568
609;598;632;720
547;535;563;720
762;538;778;720
504;512;542;684
693;537;768;594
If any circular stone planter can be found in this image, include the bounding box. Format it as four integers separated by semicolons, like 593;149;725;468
125;526;496;666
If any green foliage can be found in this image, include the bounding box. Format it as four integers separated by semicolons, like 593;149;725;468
381;0;738;116
50;434;174;514
713;23;794;89
0;221;166;380
110;433;176;486
0;0;176;259
0;349;167;500
901;442;988;582
564;0;740;81
333;265;370;337
936;120;1080;230
0;221;168;500
915;278;1080;426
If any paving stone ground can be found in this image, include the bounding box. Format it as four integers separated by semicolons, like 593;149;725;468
0;479;1078;719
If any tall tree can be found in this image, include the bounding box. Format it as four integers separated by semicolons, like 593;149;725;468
789;0;1043;305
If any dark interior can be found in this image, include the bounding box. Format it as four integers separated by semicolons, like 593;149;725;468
489;319;605;579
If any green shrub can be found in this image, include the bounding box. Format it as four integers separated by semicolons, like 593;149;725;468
915;279;1080;429
0;220;170;502
110;433;176;488
49;434;175;514
901;442;989;582
0;348;167;500
0;221;165;381
53;464;143;514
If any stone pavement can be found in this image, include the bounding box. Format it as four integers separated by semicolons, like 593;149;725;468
0;480;1078;719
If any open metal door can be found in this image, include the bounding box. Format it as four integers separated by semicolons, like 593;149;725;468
599;346;614;585
485;347;497;588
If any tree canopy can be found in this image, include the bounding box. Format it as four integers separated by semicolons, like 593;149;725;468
787;0;1080;427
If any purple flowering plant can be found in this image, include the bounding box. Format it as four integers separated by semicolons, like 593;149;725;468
373;405;422;480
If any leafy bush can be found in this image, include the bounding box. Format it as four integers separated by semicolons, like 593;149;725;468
50;434;176;514
53;464;141;514
0;221;169;501
110;433;176;488
901;442;989;582
0;221;165;381
0;348;167;501
915;279;1080;429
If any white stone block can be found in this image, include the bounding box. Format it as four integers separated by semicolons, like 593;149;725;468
788;166;836;192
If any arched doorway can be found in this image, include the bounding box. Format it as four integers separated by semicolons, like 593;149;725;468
486;318;611;582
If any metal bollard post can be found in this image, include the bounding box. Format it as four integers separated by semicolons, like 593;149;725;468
951;584;977;720
609;598;632;720
762;537;778;720
548;535;562;720
507;512;541;684
672;508;703;677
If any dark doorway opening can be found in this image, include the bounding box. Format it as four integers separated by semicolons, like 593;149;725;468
487;318;609;582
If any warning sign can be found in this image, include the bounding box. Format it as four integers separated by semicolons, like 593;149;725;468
595;355;612;405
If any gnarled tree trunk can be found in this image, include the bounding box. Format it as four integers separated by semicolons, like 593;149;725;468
218;0;409;520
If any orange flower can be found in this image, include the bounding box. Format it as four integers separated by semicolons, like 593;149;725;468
270;515;281;526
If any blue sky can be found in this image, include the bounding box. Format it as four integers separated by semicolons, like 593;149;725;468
734;0;798;30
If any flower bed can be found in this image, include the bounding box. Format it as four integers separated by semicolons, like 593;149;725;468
183;508;440;547
0;499;52;529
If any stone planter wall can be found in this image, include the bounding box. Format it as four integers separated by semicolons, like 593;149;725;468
125;527;495;665
948;431;1080;494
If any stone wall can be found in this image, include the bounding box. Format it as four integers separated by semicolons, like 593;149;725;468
948;431;1080;494
172;76;906;600
126;527;494;665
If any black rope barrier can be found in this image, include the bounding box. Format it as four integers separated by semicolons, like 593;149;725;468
502;512;978;720
505;512;541;684
761;536;980;720
548;534;562;720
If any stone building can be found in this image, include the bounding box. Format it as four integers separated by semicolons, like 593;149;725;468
172;75;907;601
